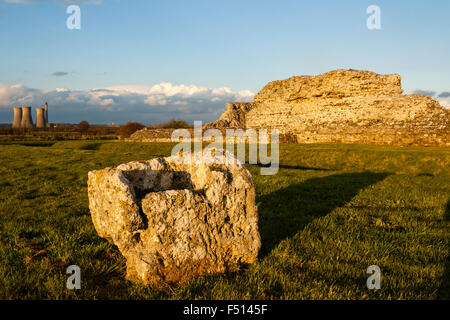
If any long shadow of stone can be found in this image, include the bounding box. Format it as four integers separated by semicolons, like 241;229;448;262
257;171;390;257
78;142;103;151
255;163;333;171
437;199;450;299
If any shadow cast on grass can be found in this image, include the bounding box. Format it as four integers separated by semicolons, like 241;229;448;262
257;171;390;257
255;163;334;171
437;199;450;299
0;141;55;147
78;142;103;151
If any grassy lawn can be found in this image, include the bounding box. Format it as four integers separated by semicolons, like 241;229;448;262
0;141;448;299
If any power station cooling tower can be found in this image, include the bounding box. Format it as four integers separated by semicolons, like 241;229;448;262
12;107;22;128
36;108;46;128
21;106;33;128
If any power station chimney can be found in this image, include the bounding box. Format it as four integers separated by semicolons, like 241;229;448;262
12;107;22;128
36;108;46;128
45;102;49;128
21;106;33;129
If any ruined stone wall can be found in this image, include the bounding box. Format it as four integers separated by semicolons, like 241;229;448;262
204;102;256;129
207;69;450;147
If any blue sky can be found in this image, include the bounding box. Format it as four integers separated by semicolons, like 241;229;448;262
0;0;449;124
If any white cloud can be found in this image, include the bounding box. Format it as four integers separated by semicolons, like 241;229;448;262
0;82;254;124
143;95;168;106
438;99;450;109
107;83;212;98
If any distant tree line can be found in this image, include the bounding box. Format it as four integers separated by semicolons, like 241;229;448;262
0;118;193;140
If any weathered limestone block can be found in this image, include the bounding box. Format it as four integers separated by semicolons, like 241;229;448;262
88;149;260;287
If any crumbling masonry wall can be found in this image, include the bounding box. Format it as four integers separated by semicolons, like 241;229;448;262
205;69;450;147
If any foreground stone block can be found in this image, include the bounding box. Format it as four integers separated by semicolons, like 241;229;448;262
88;149;260;287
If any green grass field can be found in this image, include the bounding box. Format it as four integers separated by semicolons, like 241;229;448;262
0;141;449;299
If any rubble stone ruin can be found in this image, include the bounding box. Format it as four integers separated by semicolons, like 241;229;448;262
88;148;261;287
205;69;450;147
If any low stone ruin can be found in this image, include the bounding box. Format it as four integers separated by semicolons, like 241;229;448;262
87;149;260;287
126;127;187;142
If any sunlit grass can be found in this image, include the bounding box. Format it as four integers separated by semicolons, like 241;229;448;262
0;141;448;299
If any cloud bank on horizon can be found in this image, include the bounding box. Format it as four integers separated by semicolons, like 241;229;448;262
0;82;254;124
1;81;448;125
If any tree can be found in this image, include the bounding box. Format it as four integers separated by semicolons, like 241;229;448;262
118;122;145;139
160;118;192;129
77;121;90;134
